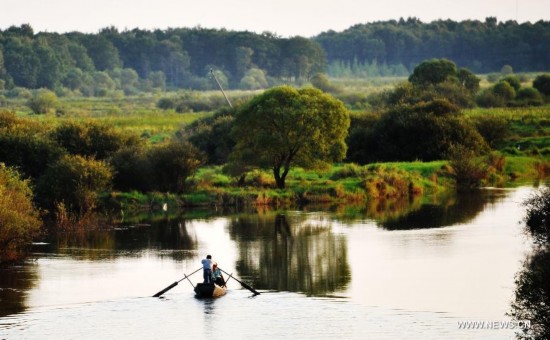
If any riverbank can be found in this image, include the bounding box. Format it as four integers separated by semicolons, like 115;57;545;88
100;157;549;215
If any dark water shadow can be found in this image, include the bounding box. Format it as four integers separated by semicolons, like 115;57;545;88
510;248;550;339
43;215;198;261
0;263;38;317
379;188;512;230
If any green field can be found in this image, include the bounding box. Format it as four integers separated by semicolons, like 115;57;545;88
3;87;550;210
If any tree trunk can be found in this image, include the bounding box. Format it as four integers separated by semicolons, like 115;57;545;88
273;163;291;189
273;166;285;189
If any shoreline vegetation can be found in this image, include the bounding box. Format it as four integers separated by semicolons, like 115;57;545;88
101;157;548;215
2;60;550;263
2;81;550;214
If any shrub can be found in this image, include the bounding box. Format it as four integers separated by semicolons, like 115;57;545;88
36;154;113;215
409;59;457;86
156;97;176;110
186;111;235;165
361;166;421;199
27;89;59;114
458;67;481;94
473;114;511;147
330;163;365;180
0;164;41;263
493;81;516;101
0;127;64;180
50;120;141;160
501;76;521;92
0;110;22;128
148;140;205;193
110;146;154;192
310;73;341;93
533;74;550;97
476;88;506;107
242;169;275;188
447;144;488;189
386;78;475;108
515;87;544;106
363;102;488;162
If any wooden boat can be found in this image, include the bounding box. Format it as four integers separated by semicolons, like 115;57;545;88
194;283;227;298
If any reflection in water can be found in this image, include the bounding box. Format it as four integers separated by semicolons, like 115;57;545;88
380;189;508;230
46;216;198;261
0;264;37;317
228;213;351;296
510;249;550;339
0;187;531;323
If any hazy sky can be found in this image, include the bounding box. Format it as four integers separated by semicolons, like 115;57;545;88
1;0;549;37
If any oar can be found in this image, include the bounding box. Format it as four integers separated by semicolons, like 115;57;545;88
153;267;202;297
219;268;260;295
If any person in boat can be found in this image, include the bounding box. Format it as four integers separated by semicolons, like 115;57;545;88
201;255;213;283
212;262;225;286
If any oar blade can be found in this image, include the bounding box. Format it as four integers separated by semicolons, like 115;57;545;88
240;281;260;295
153;281;178;297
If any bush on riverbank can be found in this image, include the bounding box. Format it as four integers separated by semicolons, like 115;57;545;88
0;164;41;264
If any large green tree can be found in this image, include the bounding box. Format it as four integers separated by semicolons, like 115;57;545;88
230;86;350;189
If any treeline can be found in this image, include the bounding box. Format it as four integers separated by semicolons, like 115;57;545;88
0;24;325;93
315;17;550;75
2;18;550;95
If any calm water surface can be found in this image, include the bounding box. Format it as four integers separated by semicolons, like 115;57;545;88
0;187;539;339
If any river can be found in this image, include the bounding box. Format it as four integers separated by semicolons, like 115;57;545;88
0;187;541;339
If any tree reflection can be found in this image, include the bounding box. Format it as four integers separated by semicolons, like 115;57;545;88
48;215;198;261
0;264;38;317
379;189;507;230
228;213;351;296
510;249;550;339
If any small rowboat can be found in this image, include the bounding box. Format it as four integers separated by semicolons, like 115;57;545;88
194;283;227;298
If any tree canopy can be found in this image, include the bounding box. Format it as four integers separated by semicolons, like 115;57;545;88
0;25;326;91
2;19;550;92
316;17;550;74
230;86;350;188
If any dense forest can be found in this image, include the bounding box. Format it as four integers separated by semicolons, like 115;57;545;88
1;18;550;93
0;24;325;93
316;17;550;75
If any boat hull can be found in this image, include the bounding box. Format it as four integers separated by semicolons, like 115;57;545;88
194;283;226;298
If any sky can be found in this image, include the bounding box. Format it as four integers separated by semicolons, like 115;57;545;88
1;0;549;37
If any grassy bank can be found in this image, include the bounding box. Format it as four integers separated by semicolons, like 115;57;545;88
102;161;449;211
101;153;549;214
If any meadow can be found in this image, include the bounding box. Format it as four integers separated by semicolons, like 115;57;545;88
2;77;549;213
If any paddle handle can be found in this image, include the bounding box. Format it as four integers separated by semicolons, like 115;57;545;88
153;267;202;297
